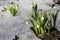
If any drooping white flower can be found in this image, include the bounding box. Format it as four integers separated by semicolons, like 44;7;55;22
41;16;44;21
53;6;56;9
26;21;28;25
37;24;40;28
25;18;29;25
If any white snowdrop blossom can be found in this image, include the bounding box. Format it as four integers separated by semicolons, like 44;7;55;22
26;21;28;25
53;6;56;9
41;16;44;21
37;24;40;28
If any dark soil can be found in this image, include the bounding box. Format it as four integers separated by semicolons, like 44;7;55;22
30;27;60;40
13;35;19;40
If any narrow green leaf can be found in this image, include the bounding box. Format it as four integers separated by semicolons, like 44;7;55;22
29;19;35;27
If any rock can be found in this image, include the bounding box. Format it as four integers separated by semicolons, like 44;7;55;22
53;0;60;4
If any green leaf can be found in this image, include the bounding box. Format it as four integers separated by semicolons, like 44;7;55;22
41;27;45;36
29;19;35;27
32;4;38;21
52;10;59;27
34;27;38;35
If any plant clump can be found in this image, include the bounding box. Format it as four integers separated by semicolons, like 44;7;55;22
28;2;60;40
2;2;19;16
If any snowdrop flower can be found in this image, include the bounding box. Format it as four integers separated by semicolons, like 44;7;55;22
25;18;29;25
26;21;29;25
53;6;56;9
32;2;34;8
37;24;40;28
41;16;44;21
26;21;28;25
